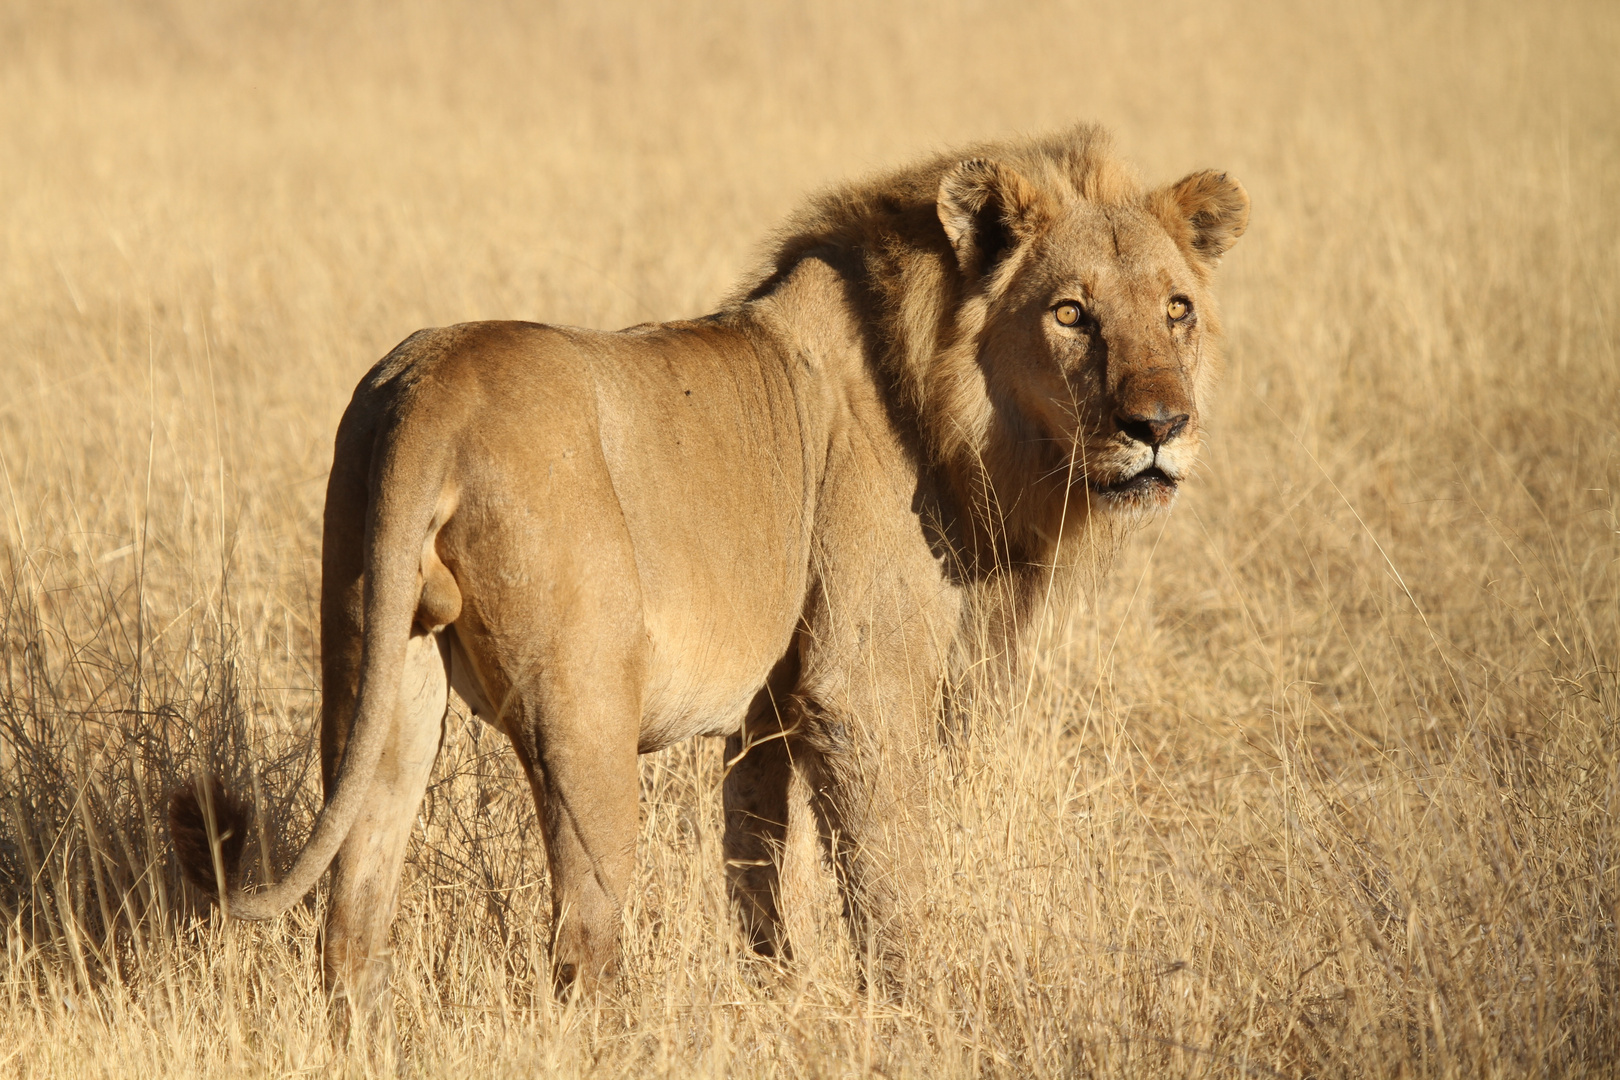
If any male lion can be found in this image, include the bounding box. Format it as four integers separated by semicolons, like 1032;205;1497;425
171;123;1247;1020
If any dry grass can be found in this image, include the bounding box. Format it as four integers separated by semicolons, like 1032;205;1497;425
3;0;1619;1075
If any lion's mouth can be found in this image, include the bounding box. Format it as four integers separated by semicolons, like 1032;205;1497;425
1089;466;1178;503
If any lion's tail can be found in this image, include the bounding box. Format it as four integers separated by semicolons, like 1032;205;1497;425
169;423;446;921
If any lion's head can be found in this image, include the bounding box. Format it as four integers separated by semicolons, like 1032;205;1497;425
935;134;1248;547
942;157;1246;514
750;123;1248;562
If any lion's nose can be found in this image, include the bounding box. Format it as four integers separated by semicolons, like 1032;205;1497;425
1116;408;1189;448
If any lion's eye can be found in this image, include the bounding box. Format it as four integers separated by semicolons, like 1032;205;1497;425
1054;302;1084;327
1167;297;1191;321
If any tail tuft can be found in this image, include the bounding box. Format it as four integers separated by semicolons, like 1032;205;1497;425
168;774;252;903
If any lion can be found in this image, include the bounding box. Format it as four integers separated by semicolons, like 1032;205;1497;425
170;123;1247;1023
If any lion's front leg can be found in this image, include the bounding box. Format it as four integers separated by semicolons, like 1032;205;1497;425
798;698;931;998
722;730;794;959
722;654;806;960
791;557;952;996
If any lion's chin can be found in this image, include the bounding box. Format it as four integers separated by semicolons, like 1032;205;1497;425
1088;466;1179;509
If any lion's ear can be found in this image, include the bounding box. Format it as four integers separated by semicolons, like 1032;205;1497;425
938;159;1051;278
1152;170;1250;270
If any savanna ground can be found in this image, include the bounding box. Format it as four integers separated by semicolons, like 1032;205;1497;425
2;1;1618;1076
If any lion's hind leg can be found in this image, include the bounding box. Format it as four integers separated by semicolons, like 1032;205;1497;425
465;606;644;999
323;628;451;1039
501;676;641;999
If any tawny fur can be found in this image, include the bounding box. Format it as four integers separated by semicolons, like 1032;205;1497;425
169;122;1249;1025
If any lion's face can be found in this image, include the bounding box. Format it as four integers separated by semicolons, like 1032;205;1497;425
938;158;1248;521
984;206;1217;513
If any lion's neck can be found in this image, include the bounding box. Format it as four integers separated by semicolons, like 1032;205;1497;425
746;255;1119;716
748;246;1099;575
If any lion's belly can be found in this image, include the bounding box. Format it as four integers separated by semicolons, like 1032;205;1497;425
622;465;806;754
622;505;807;753
635;613;789;753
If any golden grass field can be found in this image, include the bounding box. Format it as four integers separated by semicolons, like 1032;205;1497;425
3;0;1618;1075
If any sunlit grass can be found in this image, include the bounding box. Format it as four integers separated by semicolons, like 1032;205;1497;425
2;0;1617;1075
